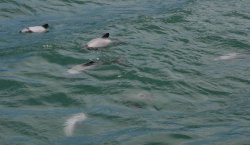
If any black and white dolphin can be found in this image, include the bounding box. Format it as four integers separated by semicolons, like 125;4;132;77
67;60;98;74
20;24;49;33
67;57;127;75
86;33;111;49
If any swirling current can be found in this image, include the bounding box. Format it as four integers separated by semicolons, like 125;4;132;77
0;0;250;144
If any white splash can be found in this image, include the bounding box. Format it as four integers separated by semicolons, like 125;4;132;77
214;52;240;61
64;113;87;137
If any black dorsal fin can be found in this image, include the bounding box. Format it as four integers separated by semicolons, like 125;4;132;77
83;61;95;66
102;33;109;38
42;24;49;29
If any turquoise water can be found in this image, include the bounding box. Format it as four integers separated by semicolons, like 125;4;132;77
1;0;250;144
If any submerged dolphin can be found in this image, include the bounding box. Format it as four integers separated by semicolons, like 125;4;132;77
64;113;87;137
67;60;98;74
20;24;49;33
67;57;128;75
86;33;111;49
214;52;240;61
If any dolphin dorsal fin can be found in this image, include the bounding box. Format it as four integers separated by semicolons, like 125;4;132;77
83;61;95;66
42;24;49;28
102;33;109;38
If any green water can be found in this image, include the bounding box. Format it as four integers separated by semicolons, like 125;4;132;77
1;0;250;144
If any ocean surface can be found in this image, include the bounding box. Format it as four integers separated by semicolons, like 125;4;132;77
1;0;250;144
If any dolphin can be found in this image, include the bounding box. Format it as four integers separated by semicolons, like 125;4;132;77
64;113;87;137
67;60;98;74
20;24;49;33
213;52;240;61
86;33;111;49
67;57;128;75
